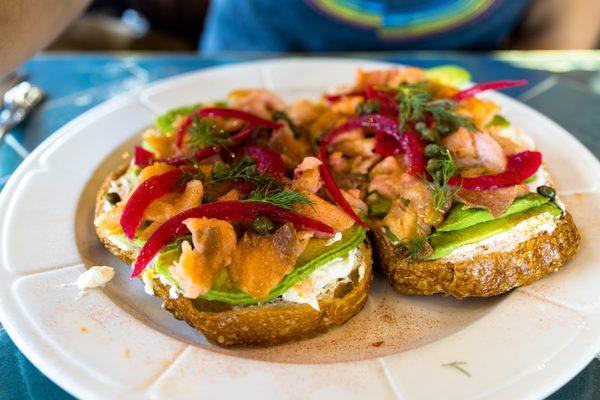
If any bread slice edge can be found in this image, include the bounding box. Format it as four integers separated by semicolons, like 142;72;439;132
372;212;580;299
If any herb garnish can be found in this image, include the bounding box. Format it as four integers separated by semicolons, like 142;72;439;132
442;361;471;377
210;157;312;210
384;226;433;261
186;115;229;149
178;160;205;188
396;84;431;131
426;98;475;132
245;183;314;210
210;157;280;186
401;232;434;260
160;234;193;253
384;83;475;133
422;149;460;214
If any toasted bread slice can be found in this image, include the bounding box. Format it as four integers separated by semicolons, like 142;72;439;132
95;164;373;346
153;241;371;346
372;213;579;299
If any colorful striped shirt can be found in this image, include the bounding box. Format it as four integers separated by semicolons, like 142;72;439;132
201;0;530;52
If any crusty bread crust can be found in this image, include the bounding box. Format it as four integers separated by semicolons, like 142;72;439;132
95;164;373;346
154;242;372;346
372;213;580;299
94;162;137;263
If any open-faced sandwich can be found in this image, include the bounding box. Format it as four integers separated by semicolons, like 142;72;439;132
299;66;579;299
94;89;371;346
95;67;581;346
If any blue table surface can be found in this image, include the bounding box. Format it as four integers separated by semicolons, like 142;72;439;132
1;51;599;399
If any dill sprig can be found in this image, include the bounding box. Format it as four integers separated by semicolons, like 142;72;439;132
186;115;229;149
402;233;433;260
160;234;193;253
245;182;314;210
390;83;475;132
426;98;476;131
177;158;205;188
210;157;312;210
442;361;471;377
210;157;282;187
384;226;433;261
396;84;431;131
422;149;460;214
178;170;203;188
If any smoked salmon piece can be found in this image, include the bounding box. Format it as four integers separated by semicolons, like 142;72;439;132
229;223;302;299
170;218;237;298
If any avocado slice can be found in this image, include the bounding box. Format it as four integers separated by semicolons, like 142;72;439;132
438;193;550;232
154;224;366;304
425;65;471;88
428;203;561;260
153;101;229;135
487;114;510;129
154;103;202;134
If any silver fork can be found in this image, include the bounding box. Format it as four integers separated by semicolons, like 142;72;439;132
0;81;45;144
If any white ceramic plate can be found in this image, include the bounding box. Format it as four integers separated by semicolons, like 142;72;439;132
1;58;600;400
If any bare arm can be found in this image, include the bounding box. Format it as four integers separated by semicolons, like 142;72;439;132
513;0;600;49
0;0;91;76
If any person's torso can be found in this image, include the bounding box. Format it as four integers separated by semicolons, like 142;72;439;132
201;0;530;52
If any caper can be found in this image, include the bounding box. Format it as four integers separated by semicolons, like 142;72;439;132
420;128;440;142
426;158;444;182
355;99;381;115
424;143;445;158
426;158;443;172
105;192;121;205
537;185;556;200
253;216;275;235
415;122;427;133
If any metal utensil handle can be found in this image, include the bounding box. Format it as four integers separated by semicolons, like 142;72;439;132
0;124;8;145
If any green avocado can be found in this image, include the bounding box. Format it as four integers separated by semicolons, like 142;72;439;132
437;193;550;232
425;65;471;88
153;101;229;134
487;114;511;129
154;224;366;304
154;104;202;134
427;203;561;260
109;234;145;251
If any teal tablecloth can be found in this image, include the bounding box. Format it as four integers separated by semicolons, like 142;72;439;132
1;51;599;399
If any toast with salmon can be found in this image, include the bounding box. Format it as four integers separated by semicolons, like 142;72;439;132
94;90;372;346
298;66;579;299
